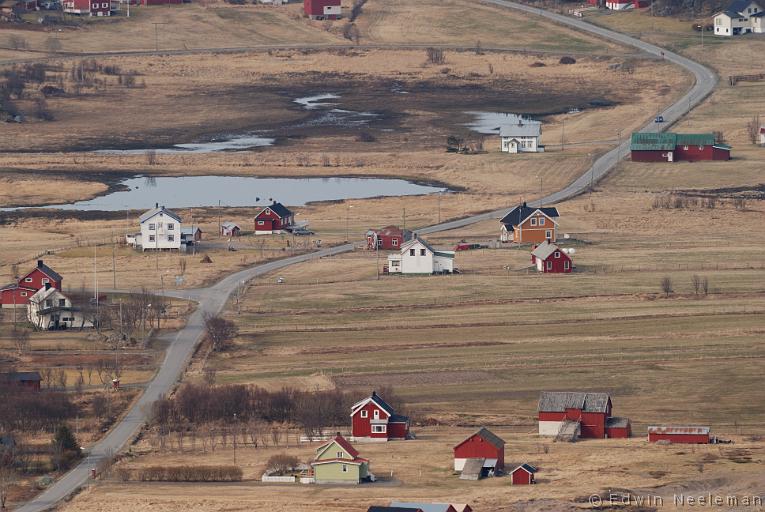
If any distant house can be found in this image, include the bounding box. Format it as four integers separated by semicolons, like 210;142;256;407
254;202;294;235
351;391;410;442
181;226;202;245
63;0;111;16
648;426;711;444
135;204;182;251
499;115;543;154
508;463;537;485
367;225;412;251
630;133;731;162
537;391;631;440
368;507;423;512
531;241;572;273
605;0;632;9
760;126;765;145
387;238;455;275
453;427;505;473
311;434;370;484
0;260;63;308
0;371;41;391
304;0;341;19
27;284;92;330
500;203;560;244
390;504;460;512
141;0;182;5
713;0;763;35
221;222;241;237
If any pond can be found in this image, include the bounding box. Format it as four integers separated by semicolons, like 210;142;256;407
464;112;538;135
94;134;275;154
9;175;447;211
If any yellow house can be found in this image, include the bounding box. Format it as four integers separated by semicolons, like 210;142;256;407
311;435;369;485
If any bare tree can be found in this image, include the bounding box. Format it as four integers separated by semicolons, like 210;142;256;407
0;465;18;511
691;274;701;296
145;150;158;166
8;35;27;50
425;47;445;65
660;276;673;298
11;327;29;355
746;114;761;144
203;314;238;352
701;276;709;296
178;257;187;276
203;367;217;387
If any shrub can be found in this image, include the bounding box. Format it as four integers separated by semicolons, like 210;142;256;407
355;131;376;142
137;465;242;482
529;61;546;67
425;48;445;65
559;56;577;65
266;454;298;474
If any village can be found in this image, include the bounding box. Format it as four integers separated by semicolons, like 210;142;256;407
2;0;765;509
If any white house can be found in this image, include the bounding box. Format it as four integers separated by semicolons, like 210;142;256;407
760;125;765;145
133;204;182;251
27;285;92;330
605;0;632;10
387;238;454;275
499;115;543;154
714;0;763;35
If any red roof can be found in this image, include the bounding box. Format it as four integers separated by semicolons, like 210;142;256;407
319;435;360;459
648;426;710;435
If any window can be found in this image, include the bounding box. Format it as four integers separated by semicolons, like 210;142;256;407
25;277;32;283
683;145;689;150
377;239;383;247
554;251;560;259
545;230;552;240
530;218;537;226
102;2;107;6
341;464;348;473
168;234;175;242
257;221;264;226
373;410;380;420
92;2;97;7
336;451;344;459
59;299;66;307
149;235;156;242
420;249;426;256
42;278;49;284
546;261;552;270
372;424;387;433
149;223;156;231
167;223;174;230
21;292;27;297
564;261;570;270
409;249;415;256
539;217;545;226
392;239;398;247
45;300;52;308
265;208;271;215
360;410;368;418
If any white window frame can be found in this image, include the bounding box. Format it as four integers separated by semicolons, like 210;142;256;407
149;235;156;242
257;220;265;226
360;410;368;418
539;217;545;226
554;251;560;259
420;249;426;256
564;261;570;270
530;218;537;226
167;223;174;230
392;239;398;246
20;292;27;297
25;277;33;283
545;230;552;239
372;424;387;433
167;234;175;242
149;223;156;231
409;249;415;256
373;410;380;420
336;451;344;458
265;208;271;215
546;260;552;270
341;464;348;473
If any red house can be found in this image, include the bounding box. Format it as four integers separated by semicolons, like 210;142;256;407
0;372;42;391
351;391;410;441
531;241;572;273
304;0;341;19
254;202;294;235
62;0;111;16
630;133;731;163
453;427;505;472
366;226;412;251
508;463;537;485
0;260;62;308
648;426;710;444
538;391;631;440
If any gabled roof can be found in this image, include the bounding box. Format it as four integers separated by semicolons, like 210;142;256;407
723;0;761;15
454;427;505;450
500;203;559;228
390;503;455;512
400;237;434;254
606;416;631;428
351;391;395;417
221;222;241;229
369;507;423;512
531;241;564;261
499;118;541;138
508;463;538;475
315;435;360;460
23;261;63;283
631;132;718;151
257;202;292;219
139;205;181;224
648;426;710;435
29;285;63;304
538;391;611;413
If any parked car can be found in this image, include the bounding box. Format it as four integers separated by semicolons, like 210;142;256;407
655;115;665;123
292;228;314;236
454;242;482;251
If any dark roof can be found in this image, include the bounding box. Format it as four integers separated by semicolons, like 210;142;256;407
500;203;559;227
390;503;454;512
27;261;62;283
368;508;423;512
139;205;181;223
389;413;410;423
1;371;41;382
369;390;395;415
538;391;611;413
606;416;631;428
258;202;292;219
648;425;710;435
508;463;538;474
725;0;761;14
455;427;505;450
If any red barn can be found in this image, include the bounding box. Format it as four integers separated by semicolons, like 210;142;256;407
350;391;410;441
0;260;62;308
508;463;537;485
538;391;631;440
530;241;572;273
453;427;505;471
630;133;731;162
606;417;632;438
648;426;710;444
254;202;294;235
304;0;341;19
63;0;111;16
366;226;411;251
0;371;42;391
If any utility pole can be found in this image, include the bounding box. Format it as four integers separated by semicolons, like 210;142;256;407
376;241;380;280
617;129;622;160
402;207;406;232
218;200;222;239
152;22;167;52
112;242;116;289
561;119;565;151
437;192;441;224
94;245;99;331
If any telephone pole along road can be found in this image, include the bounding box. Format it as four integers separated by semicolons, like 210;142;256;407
15;3;716;511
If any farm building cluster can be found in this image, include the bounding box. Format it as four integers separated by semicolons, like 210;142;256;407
630;132;732;162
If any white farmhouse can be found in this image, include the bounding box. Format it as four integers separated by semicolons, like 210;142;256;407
760;125;765;145
387;238;455;275
499;115;543;154
27;284;92;330
714;0;763;35
135;204;182;251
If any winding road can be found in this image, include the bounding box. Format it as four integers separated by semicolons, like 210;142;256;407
14;3;717;511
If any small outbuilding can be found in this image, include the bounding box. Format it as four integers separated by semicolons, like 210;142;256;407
304;0;341;19
647;426;711;444
390;503;459;512
453;427;505;472
0;371;42;391
508;463;537;485
221;222;241;237
531;241;572;273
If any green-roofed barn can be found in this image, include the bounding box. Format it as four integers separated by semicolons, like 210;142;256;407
630;132;731;162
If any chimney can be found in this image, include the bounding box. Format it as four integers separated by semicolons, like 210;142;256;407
37;260;43;268
335;431;341;438
45;282;51;291
155;202;159;209
522;201;527;208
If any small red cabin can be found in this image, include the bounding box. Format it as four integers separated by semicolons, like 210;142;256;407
508;463;537;485
531;241;572;273
254;202;294;235
366;226;410;251
304;0;341;19
350;391;410;441
648;426;710;444
453;427;505;471
0;372;42;391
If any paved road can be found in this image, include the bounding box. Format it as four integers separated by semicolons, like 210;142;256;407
15;4;717;511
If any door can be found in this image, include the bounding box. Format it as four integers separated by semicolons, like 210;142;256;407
667;151;674;162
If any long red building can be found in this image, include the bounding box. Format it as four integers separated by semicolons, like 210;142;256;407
538;391;631;439
648;426;711;444
630;132;731;162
